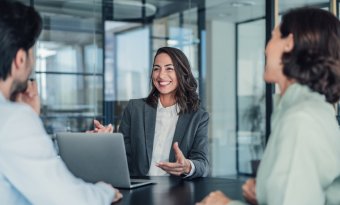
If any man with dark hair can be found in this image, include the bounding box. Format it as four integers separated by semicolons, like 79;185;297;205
0;1;122;204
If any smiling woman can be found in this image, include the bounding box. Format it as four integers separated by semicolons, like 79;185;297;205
94;47;209;179
151;53;179;106
120;47;209;178
147;47;200;114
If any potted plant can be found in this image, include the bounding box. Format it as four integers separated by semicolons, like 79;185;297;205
243;94;265;176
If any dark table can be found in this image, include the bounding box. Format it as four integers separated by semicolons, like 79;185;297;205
116;176;245;205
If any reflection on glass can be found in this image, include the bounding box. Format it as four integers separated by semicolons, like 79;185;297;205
116;27;150;100
237;19;266;175
36;74;103;133
34;1;103;134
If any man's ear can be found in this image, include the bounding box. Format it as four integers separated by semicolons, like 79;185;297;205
12;48;27;75
284;33;294;52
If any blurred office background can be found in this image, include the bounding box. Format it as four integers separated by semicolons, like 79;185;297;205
18;0;340;177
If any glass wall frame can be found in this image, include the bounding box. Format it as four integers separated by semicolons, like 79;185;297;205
31;0;105;134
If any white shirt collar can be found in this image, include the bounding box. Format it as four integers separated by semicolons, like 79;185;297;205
157;98;179;116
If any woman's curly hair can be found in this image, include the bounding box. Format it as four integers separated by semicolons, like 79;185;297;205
280;7;340;103
146;47;200;114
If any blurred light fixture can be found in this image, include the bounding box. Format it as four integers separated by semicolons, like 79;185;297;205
230;1;255;7
114;0;157;14
167;39;178;46
38;48;57;58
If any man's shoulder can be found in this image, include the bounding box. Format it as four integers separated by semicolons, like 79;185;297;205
0;101;35;118
0;102;40;131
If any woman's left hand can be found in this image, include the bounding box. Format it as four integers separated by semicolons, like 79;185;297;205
156;142;192;176
196;191;231;205
242;178;258;205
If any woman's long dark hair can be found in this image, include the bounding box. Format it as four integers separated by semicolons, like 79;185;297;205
146;47;200;114
280;7;340;103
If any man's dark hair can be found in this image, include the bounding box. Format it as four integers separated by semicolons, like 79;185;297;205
280;7;340;103
0;0;42;80
146;47;200;114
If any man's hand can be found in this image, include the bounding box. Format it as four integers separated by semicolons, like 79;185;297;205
156;142;191;176
15;80;40;114
242;178;258;205
196;190;231;205
86;120;113;133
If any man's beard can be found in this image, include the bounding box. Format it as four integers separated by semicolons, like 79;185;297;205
9;79;29;102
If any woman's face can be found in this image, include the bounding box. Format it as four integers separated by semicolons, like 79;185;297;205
264;26;292;84
152;53;178;98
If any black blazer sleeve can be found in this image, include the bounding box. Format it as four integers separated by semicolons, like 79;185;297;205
119;100;133;174
187;111;209;179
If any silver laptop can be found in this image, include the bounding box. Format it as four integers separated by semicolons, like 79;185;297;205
56;132;154;189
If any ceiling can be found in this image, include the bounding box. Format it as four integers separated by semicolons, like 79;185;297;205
205;0;329;22
21;0;329;45
20;0;330;23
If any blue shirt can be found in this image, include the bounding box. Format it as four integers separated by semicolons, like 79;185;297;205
0;93;116;205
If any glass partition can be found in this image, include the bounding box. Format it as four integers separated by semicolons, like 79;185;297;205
33;1;104;133
236;19;266;175
104;21;150;128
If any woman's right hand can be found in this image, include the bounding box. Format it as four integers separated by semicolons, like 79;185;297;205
87;120;114;133
112;188;123;203
242;178;258;205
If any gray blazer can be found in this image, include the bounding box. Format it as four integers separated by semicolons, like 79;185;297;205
119;98;209;179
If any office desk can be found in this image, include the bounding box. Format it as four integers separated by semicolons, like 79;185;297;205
117;177;245;205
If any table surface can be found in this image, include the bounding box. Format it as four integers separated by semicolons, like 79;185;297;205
116;176;245;205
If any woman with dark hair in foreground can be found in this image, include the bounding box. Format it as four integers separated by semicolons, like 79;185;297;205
198;7;340;205
95;47;209;179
